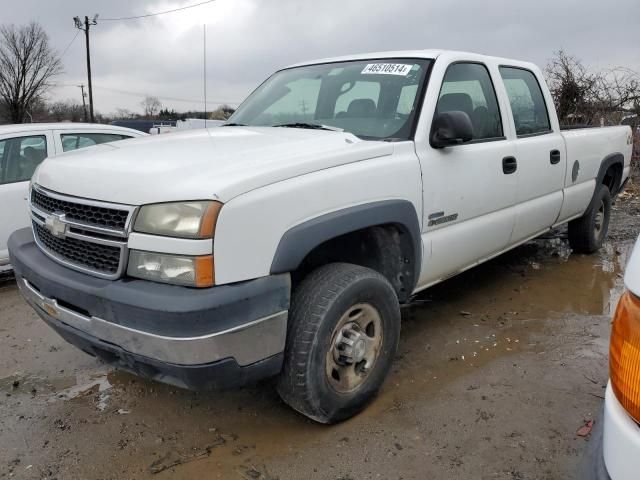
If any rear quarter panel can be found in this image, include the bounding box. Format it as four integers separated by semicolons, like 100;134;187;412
557;126;632;223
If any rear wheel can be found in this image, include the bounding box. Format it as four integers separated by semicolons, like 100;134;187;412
568;184;611;254
277;263;400;424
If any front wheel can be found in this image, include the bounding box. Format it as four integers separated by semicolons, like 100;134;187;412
277;263;400;424
568;184;611;254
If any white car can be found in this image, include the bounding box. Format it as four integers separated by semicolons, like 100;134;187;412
8;50;634;423
0;123;145;266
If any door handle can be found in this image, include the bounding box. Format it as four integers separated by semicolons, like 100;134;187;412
550;149;561;164
502;156;517;174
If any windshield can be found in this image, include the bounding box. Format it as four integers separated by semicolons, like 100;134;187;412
227;58;432;140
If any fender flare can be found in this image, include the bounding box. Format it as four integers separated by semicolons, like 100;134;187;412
588;153;624;210
270;200;422;291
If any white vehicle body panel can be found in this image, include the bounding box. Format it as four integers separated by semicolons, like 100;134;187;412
604;382;640;480
34;127;393;205
0;123;144;265
214;142;422;284
558;127;633;223
624;235;640;297
603;237;640;480
20;50;633;289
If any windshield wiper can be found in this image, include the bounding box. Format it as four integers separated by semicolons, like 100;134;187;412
220;122;247;127
273;122;343;132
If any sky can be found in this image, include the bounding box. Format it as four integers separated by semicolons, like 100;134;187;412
3;0;640;115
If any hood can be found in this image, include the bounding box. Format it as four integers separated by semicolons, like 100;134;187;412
34;127;394;205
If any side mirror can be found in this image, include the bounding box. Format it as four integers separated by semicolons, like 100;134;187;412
430;111;474;149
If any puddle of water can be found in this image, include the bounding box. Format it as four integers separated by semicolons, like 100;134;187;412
1;367;115;411
366;237;632;413
53;368;114;410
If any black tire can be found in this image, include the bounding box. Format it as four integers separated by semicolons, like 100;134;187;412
568;184;611;254
277;263;400;424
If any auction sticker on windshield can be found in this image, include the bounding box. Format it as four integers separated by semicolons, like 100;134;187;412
361;63;412;75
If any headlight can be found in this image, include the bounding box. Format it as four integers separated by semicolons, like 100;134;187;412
134;201;222;239
610;290;640;422
127;250;214;287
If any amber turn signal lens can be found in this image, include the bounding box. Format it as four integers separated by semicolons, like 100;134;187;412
199;201;223;238
194;255;215;287
610;291;640;422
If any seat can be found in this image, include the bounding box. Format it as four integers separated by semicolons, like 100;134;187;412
345;98;376;117
19;146;46;179
436;93;474;118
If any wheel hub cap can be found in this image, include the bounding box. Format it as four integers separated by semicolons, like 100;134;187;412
325;303;384;393
333;323;367;365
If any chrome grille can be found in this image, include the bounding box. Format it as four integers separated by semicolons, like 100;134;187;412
29;185;136;279
33;222;121;275
31;188;129;230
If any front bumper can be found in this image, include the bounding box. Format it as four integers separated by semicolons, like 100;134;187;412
9;228;290;390
603;382;640;480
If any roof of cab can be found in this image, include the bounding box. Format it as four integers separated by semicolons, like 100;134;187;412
286;49;444;68
285;49;539;72
0;123;144;135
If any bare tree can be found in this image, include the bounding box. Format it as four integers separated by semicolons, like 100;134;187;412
140;95;161;118
0;22;62;123
114;107;135;120
545;50;596;124
49;99;84;122
209;104;235;120
545;50;640;126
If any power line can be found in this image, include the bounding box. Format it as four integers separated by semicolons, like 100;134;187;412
59;30;80;57
93;85;239;105
51;83;239;105
100;0;218;21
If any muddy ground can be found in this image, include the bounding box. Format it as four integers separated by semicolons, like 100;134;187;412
2;182;640;480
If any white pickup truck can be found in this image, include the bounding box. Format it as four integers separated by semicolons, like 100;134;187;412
9;50;633;423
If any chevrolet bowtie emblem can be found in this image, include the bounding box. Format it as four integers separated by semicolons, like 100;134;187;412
45;213;67;238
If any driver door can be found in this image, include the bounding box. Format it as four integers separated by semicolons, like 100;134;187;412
415;61;518;287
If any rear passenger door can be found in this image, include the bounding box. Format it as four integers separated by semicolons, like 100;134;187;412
498;66;566;243
416;61;518;286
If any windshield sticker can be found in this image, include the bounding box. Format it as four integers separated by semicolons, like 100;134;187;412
361;63;412;76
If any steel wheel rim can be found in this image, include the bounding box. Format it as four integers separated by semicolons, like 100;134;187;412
594;200;605;238
325;303;383;394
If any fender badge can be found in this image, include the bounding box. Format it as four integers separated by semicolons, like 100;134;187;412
428;213;458;227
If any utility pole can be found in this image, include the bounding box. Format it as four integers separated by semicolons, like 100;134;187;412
203;24;207;128
300;100;308;116
74;15;98;122
78;84;88;122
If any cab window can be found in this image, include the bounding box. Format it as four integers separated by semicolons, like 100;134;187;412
0;135;47;185
436;62;503;140
499;67;551;136
60;133;131;152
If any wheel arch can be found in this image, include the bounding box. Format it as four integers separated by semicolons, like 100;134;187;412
596;153;624;196
270;200;422;302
